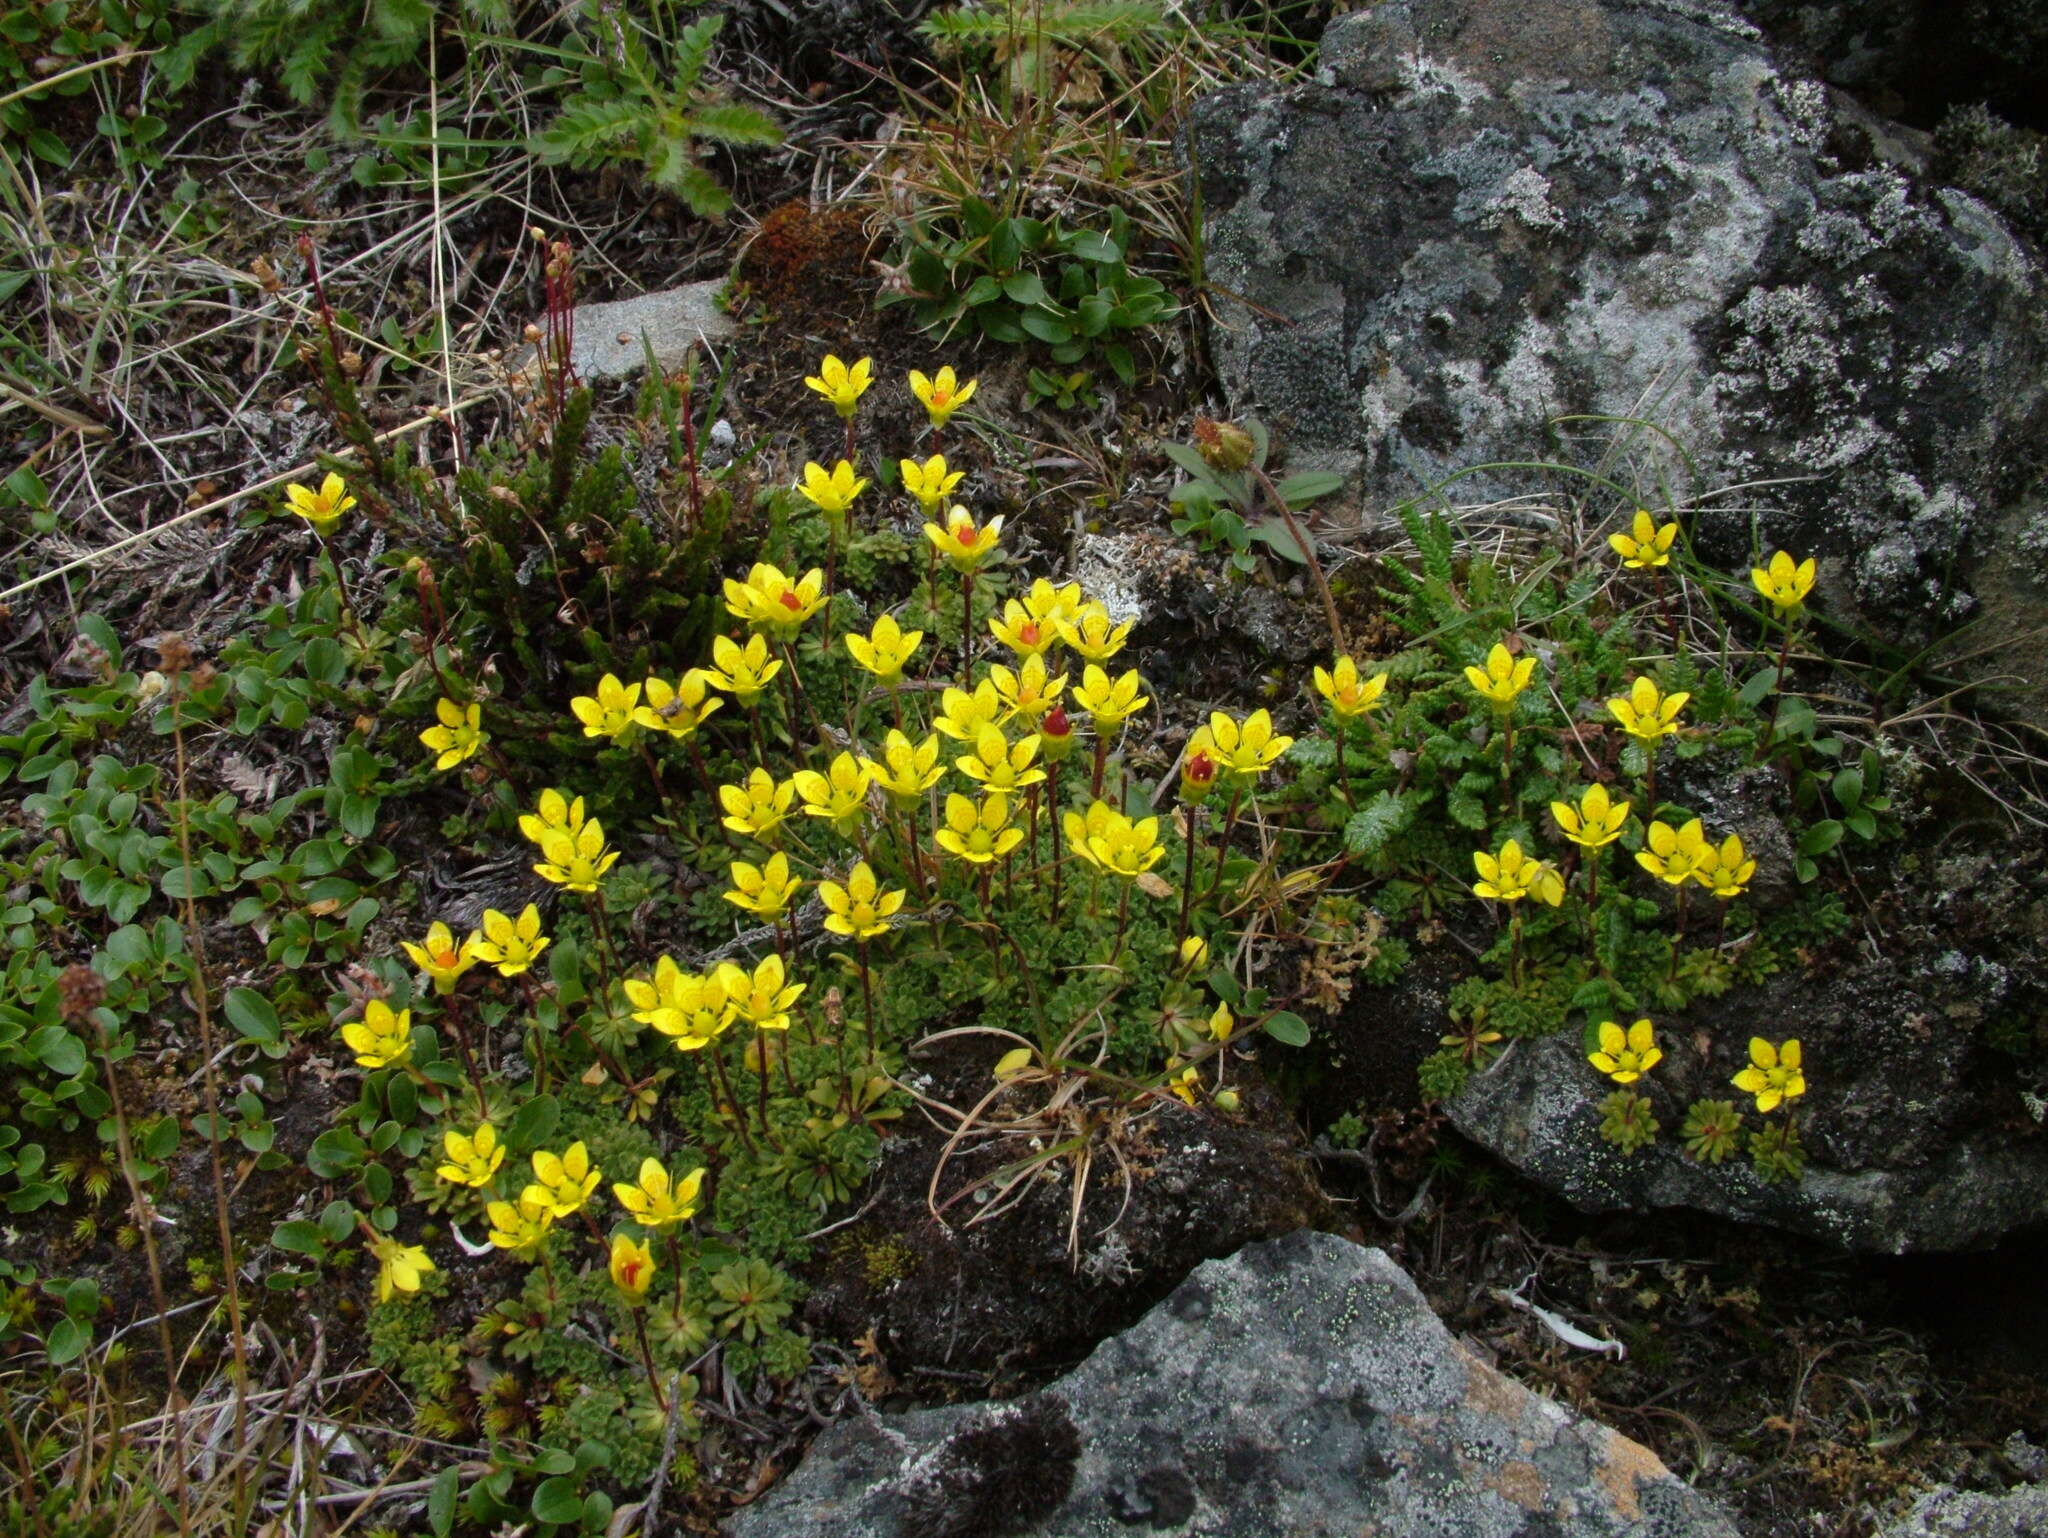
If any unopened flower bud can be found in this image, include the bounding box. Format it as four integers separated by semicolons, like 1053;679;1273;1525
1180;747;1219;804
1212;1088;1241;1113
1175;934;1209;977
1191;416;1255;472
1039;705;1078;763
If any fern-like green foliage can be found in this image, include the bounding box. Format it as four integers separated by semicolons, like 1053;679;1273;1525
167;0;513;136
532;14;780;217
921;0;1177;105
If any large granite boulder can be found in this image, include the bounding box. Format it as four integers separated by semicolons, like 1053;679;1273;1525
1193;0;2048;712
730;1230;1741;1537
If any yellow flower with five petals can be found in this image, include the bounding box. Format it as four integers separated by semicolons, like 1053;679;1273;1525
285;471;355;535
723;851;802;920
1588;1019;1662;1084
523;1141;600;1219
635;671;722;739
934;793;1023;865
1608;676;1689;743
900;454;964;515
612;1158;705;1229
472;905;549;977
341;1000;412;1069
844;614;923;686
1472;840;1542;902
485;1195;553;1256
989;653;1066;725
1634;818;1710;886
715;953;805;1032
796;459;868;519
1464;642;1536;708
532;819;619;891
1751;550;1816;614
570;674;642;739
1608;510;1679;569
1202;709;1293;779
719;768;795;841
1312;655;1387;719
1073;665;1150;735
704;634;783;705
609;1232;656;1300
402;921;481;995
956;723;1044;795
861;730;943;805
436;1123;505;1187
819;861;906;939
909;365;977;428
518;788;585;847
624;957;733;1049
924;505;1002;573
1058;603;1131;662
1733;1037;1805;1113
791;751;872;840
367;1233;433;1302
804;353;872;417
1551;783;1632;849
419;697;485;770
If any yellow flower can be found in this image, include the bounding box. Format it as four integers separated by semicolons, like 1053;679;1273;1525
1588;1019;1662;1084
725;562;826;639
1167;1063;1202;1106
797;459;869;518
1061;800;1118;870
900;453;964;515
1204;708;1293;779
1176;935;1210;976
934;792;1023;865
909;365;977;428
720;767;796;841
804;353;872;417
609;1232;656;1300
724;851;802;919
523;1141;601;1218
402;921;481;995
1472;840;1542;903
924;505;1002;573
1207;1001;1235;1043
790;751;872;839
419;697;485;770
1073;665;1150;735
367;1234;433;1303
989;653;1066;726
934;679;1003;742
1751;549;1816;614
1059;603;1132;662
612;1158;706;1230
1023;578;1085;629
1697;832;1756;898
1608;509;1680;569
436;1122;505;1187
1312;655;1388;719
1464;642;1537;708
624;957;734;1049
862;730;944;805
1732;1037;1805;1113
634;670;722;739
715;952;805;1033
1528;859;1567;907
1551;783;1632;849
570;673;642;740
1069;802;1165;878
285;471;355;535
472;905;548;978
989;600;1058;660
518;787;585;847
956;723;1044;795
533;818;620;892
705;633;783;705
844;614;924;686
819;861;906;939
1634;817;1710;886
1608;676;1689;743
485;1195;554;1255
342;1000;412;1069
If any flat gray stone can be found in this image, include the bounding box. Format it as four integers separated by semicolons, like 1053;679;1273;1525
1878;1482;2048;1538
557;279;733;381
726;1230;1740;1537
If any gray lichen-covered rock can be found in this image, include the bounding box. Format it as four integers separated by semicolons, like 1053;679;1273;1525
1193;0;2048;712
730;1230;1741;1538
1877;1481;2048;1538
552;279;733;381
1449;1030;2048;1253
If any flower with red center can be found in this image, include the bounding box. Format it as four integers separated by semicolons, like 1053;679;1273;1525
1181;746;1219;803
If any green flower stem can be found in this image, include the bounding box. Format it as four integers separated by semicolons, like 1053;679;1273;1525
1755;615;1798;760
